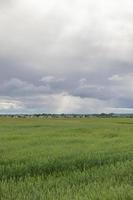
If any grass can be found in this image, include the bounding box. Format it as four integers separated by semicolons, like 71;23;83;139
0;117;133;200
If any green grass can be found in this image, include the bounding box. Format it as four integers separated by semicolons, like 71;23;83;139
0;117;133;200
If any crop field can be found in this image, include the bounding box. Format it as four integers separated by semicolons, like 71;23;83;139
0;117;133;200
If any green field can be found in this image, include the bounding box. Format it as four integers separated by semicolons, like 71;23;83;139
0;117;133;200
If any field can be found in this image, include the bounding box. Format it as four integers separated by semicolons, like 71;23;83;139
0;117;133;200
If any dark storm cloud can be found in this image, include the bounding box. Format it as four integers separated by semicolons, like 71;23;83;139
0;0;133;113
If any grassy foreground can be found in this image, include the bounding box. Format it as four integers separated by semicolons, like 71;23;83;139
0;117;133;200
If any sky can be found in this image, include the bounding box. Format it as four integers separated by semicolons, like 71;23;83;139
0;0;133;114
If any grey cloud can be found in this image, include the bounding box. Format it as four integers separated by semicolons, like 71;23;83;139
0;78;51;97
0;0;133;113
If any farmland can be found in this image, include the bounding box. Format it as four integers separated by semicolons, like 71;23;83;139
0;117;133;200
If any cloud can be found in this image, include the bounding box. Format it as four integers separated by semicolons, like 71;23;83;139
0;0;133;113
1;93;132;114
0;99;23;113
108;74;133;103
108;75;123;81
0;94;110;114
40;75;65;83
0;78;51;97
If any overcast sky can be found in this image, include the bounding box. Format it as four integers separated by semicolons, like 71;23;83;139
0;0;133;114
